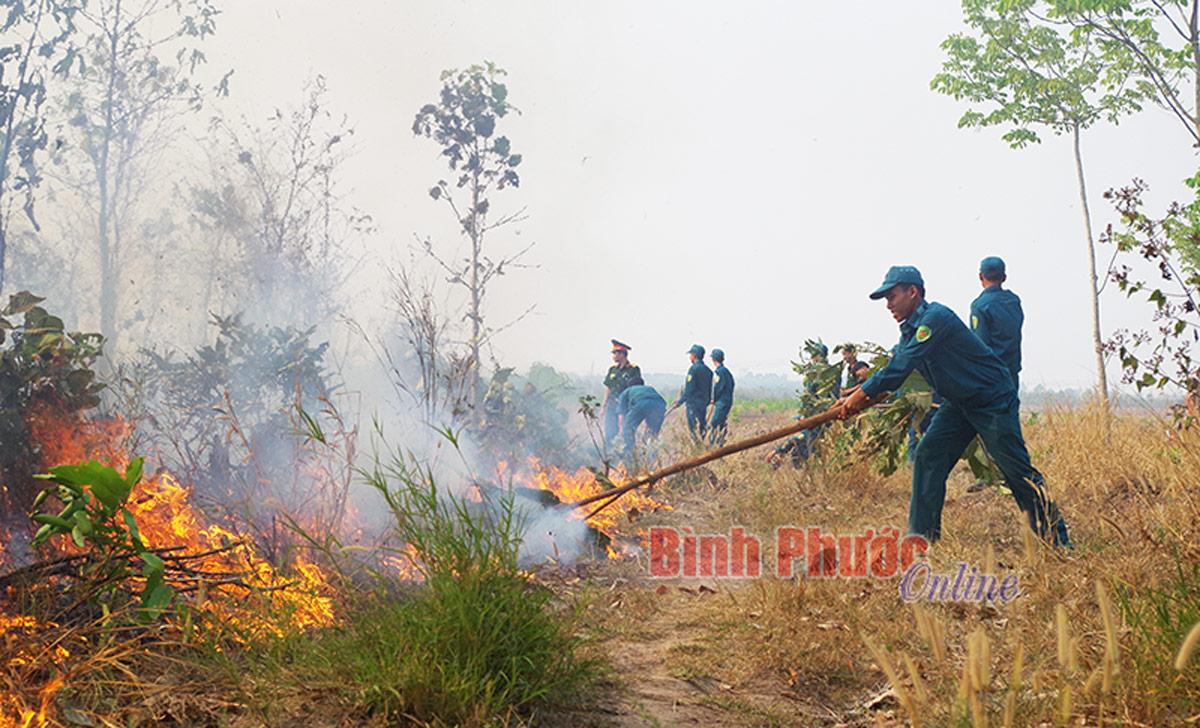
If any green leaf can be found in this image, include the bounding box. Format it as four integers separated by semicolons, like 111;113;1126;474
72;463;135;511
43;461;103;487
65;369;95;393
71;525;85;549
32;524;53;547
2;291;45;316
125;457;144;489
141;552;165;576
123;509;144;547
140;583;173;615
72;511;94;536
32;513;73;529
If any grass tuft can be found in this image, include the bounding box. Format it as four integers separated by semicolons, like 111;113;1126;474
310;447;603;727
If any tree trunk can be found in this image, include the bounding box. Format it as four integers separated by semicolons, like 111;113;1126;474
0;0;54;297
469;158;482;408
96;0;123;356
0;229;7;296
1191;0;1200;142
1072;123;1108;406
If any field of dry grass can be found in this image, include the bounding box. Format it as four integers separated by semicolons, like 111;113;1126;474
567;399;1200;727
3;398;1198;727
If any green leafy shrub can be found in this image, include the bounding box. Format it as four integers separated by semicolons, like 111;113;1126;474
0;291;105;515
475;362;580;468
30;457;173;621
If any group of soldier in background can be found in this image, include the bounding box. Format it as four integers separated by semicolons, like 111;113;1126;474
601;341;736;451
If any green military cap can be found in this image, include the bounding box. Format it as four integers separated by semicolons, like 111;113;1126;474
980;256;1005;277
869;265;924;299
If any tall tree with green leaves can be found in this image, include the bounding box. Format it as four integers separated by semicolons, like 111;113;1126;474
932;0;1150;403
1038;2;1200;393
0;0;84;294
412;62;530;407
1047;0;1200;146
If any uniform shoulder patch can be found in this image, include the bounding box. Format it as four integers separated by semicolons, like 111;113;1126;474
971;315;978;329
915;325;932;343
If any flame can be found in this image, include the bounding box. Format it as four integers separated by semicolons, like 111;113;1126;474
0;612;66;728
0;405;344;725
24;407;336;635
499;457;672;558
27;403;129;471
125;472;335;635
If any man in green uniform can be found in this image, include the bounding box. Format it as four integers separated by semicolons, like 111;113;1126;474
667;344;713;439
970;256;1023;392
838;266;1070;547
617;379;668;448
965;256;1025;493
709;349;735;445
603;340;641;445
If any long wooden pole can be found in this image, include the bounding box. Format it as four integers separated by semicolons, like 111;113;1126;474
570;402;866;516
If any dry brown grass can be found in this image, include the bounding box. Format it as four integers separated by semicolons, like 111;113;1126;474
585;397;1200;726
5;398;1199;727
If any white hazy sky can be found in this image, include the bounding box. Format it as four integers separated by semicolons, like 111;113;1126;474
206;1;1193;391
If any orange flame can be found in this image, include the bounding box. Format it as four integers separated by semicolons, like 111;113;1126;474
497;457;671;558
23;407;336;634
125;471;335;635
0;612;66;728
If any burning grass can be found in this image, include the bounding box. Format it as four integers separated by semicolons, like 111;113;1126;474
250;446;606;728
9;391;1199;726
0;424;620;727
0;404;343;726
493;457;672;564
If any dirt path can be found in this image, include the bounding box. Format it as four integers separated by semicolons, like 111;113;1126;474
562;571;898;728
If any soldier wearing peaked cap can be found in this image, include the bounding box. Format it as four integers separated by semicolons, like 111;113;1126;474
603;340;642;445
837;265;1071;548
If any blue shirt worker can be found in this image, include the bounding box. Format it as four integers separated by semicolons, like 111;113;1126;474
667;344;714;438
838;266;1070;548
970;256;1024;392
709;349;735;445
617;381;667;448
603;340;642;444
